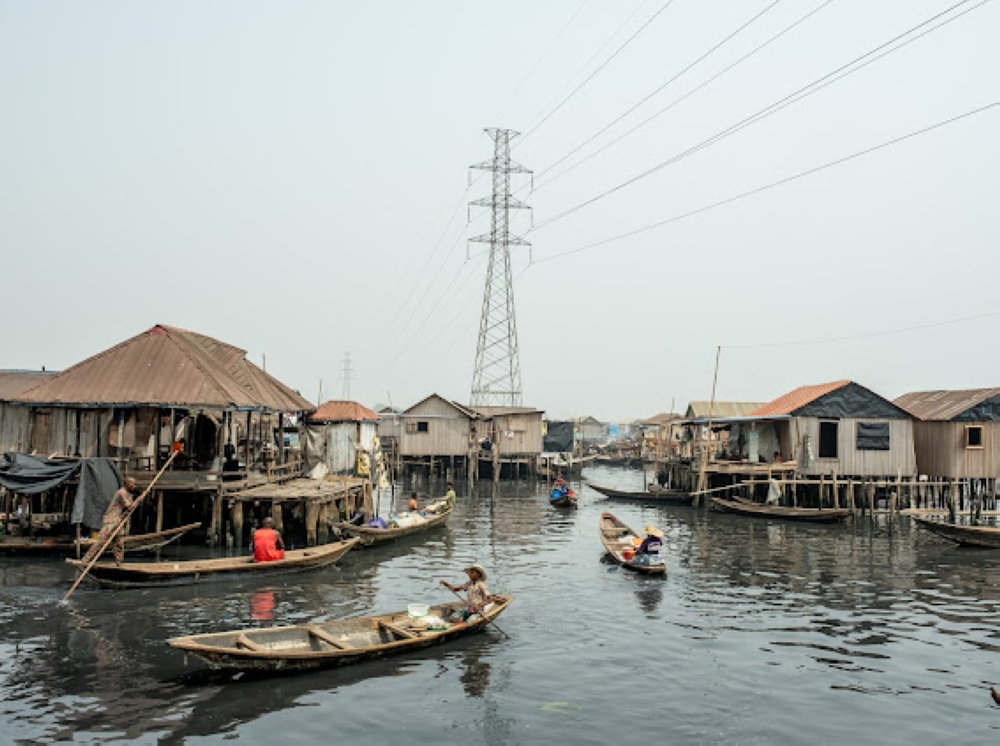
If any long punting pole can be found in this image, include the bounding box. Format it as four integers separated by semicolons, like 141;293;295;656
61;451;178;603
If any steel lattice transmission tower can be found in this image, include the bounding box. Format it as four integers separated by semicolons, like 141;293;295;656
469;128;532;407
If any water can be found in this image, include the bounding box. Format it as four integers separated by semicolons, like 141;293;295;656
1;466;999;744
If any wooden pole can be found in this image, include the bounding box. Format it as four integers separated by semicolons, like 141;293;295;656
694;346;722;505
62;451;178;603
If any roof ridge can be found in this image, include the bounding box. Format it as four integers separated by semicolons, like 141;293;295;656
163;328;253;407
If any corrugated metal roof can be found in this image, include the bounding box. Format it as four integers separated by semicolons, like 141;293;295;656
894;388;1000;421
642;412;681;426
0;371;58;401
467;405;543;417
685;401;766;419
309;400;379;422
15;325;312;411
750;381;851;417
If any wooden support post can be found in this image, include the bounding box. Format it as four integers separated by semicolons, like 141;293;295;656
229;500;242;547
305;501;319;547
155;490;164;533
318;502;330;544
832;471;840;510
847;479;856;516
209;488;223;547
819;474;826;509
271;501;283;533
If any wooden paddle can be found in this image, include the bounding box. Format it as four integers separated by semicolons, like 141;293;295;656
61;451;178;603
444;586;509;639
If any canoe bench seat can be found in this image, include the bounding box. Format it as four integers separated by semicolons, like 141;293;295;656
235;634;268;653
306;625;353;650
379;620;418;640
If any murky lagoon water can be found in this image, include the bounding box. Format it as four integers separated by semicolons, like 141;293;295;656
1;466;999;744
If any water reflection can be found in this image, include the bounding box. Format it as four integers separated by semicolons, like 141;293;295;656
1;469;999;744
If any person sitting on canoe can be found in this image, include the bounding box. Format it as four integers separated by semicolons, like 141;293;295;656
633;525;664;566
252;517;285;562
443;482;456;510
440;564;493;623
408;492;420;512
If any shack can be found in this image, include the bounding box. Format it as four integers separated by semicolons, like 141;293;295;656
0;325;325;546
468;405;544;479
894;387;1000;509
303;400;379;476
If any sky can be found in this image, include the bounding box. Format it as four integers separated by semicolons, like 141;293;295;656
2;0;998;421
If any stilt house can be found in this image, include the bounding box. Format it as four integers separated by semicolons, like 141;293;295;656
894;387;1000;480
304;400;379;476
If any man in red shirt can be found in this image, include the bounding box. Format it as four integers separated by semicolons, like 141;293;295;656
252;517;285;562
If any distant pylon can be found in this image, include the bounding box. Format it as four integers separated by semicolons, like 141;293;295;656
469;128;532;408
341;352;352;399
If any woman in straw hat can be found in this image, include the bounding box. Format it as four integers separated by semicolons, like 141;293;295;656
634;525;664;566
440;564;493;622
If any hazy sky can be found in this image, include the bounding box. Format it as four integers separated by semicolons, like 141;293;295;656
2;1;998;421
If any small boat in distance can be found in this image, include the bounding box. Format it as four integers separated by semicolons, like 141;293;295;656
334;508;453;547
167;594;514;672
913;516;1000;548
0;522;201;556
598;511;666;575
711;496;851;523
66;537;359;588
588;483;694;505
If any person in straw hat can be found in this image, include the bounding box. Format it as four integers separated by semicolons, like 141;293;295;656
440;564;493;622
633;525;664;566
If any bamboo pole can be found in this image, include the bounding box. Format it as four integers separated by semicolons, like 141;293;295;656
62;451;178;603
694;346;722;505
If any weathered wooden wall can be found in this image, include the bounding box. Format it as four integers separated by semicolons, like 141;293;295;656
791;416;916;477
399;397;471;457
912;421;1000;478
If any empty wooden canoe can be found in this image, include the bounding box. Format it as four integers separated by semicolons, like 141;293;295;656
711;496;851;523
588;483;694;504
598;511;666;575
0;522;200;556
914;517;1000;548
334;508;452;547
66;537;359;588
168;594;514;671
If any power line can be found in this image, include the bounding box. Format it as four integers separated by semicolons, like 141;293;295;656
726;310;1000;350
530;0;836;193
531;101;998;264
506;1;591;102
531;0;987;232
533;0;786;183
518;0;679;146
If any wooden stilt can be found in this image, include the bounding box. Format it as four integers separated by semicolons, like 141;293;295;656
271;501;283;533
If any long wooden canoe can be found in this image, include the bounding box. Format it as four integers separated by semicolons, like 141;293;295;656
0;522;200;556
711;496;851;523
598;511;666;575
914;517;1000;548
167;594;514;671
66;538;359;588
334;508;452;547
588;483;695;504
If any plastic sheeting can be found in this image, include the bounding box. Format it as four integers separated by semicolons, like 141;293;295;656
0;452;123;531
794;382;909;419
543;421;574;453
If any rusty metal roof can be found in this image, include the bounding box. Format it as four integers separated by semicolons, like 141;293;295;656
894;388;1000;421
15;325;312;411
467;405;544;417
750;381;852;417
642;412;681;426
309;400;379;422
0;370;58;401
685;401;766;419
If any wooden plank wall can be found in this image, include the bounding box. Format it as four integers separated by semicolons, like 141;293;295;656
794;416;916;477
912;421;1000;478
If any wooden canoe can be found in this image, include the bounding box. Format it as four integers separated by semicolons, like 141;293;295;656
588;483;695;504
334;508;452;547
711;496;851;523
550;492;577;508
0;522;200;556
598;511;666;575
914;517;1000;548
66;537;359;588
167;594;514;671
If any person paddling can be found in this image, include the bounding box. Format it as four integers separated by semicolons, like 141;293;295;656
80;477;139;566
633;525;664;566
252;517;285;562
440;564;493;622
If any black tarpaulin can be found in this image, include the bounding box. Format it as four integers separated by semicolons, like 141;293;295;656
794;382;910;420
0;453;79;495
0;453;123;530
544;421;575;453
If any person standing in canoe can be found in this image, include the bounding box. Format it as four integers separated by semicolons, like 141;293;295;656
440;564;493;622
252;517;285;562
80;477;139;566
633;525;664;566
